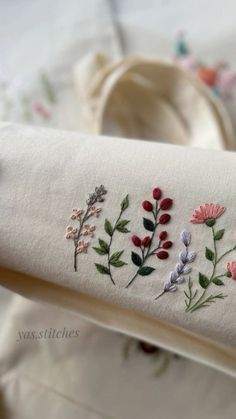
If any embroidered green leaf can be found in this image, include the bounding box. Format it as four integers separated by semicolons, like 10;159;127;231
110;251;124;263
199;272;210;289
110;260;127;267
205;247;214;261
131;251;142;267
205;218;215;227
93;246;107;255
104;219;113;236
120;195;129;211
98;238;109;253
138;266;155;276
116;219;130;233
143;218;155;232
212;278;224;286
95;263;110;275
214;229;225;240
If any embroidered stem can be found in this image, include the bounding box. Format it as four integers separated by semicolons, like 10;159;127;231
65;185;107;272
186;226;232;312
126;202;160;288
94;195;130;284
107;209;125;285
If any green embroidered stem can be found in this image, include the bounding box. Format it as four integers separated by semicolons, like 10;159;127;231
94;195;130;284
107;209;125;285
184;277;198;311
186;226;233;312
126;202;160;288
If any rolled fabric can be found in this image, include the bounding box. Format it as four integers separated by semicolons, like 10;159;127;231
0;122;236;377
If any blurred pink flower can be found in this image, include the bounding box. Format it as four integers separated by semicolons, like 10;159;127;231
82;224;96;237
226;261;236;280
88;206;102;217
190;203;225;224
71;208;84;220
65;226;78;239
76;240;89;254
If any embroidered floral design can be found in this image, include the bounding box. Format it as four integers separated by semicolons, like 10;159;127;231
93;195;130;285
155;230;196;299
190;203;225;225
126;188;173;288
184;203;236;312
226;261;236;280
65;185;107;272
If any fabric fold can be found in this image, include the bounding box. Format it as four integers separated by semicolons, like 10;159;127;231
0;122;236;376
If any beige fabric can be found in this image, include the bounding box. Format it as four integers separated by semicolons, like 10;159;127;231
0;122;236;377
1;293;235;419
74;56;235;150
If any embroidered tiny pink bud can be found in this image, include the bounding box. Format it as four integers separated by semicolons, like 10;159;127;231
159;231;167;240
82;224;96;237
156;250;169;259
71;208;84;220
88;206;102;217
226;261;236;280
65;226;78;239
76;240;89;254
159;214;171;224
142;236;151;247
152;187;162;200
132;235;142;247
142;200;153;212
160;198;173;210
162;241;173;249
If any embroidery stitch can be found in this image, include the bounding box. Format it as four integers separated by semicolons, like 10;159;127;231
155;230;196;299
185;203;236;312
93;195;130;285
155;203;236;313
126;188;173;288
65;185;107;272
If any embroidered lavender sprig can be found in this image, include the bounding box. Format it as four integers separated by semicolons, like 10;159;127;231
65;185;107;272
155;230;196;299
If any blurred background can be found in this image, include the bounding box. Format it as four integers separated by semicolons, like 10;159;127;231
0;1;236;418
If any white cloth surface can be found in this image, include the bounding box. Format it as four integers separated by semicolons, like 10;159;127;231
0;122;236;378
0;293;236;419
1;2;236;418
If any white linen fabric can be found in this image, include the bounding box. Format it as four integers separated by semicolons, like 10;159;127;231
0;293;236;419
0;122;236;377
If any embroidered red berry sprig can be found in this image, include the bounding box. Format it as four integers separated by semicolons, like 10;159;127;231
126;187;173;288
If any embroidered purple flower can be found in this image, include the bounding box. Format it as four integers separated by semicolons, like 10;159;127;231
180;230;191;246
155;230;196;299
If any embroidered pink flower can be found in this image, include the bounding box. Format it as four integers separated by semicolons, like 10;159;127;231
88;206;102;217
65;226;78;239
226;261;236;280
71;208;84;220
190;203;225;225
82;224;96;237
75;240;89;254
